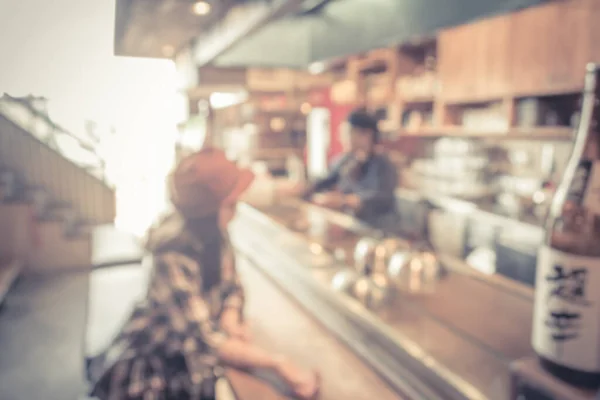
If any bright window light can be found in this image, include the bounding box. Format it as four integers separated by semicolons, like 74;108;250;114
209;91;248;109
192;1;211;15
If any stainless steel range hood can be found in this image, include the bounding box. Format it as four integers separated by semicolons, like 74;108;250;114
212;0;549;69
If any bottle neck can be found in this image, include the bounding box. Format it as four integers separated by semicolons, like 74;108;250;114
545;66;600;253
549;69;600;221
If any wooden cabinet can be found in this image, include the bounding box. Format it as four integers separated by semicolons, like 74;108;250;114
509;4;554;96
587;0;600;64
549;0;589;92
479;15;511;98
438;15;510;102
438;24;475;102
510;0;589;96
437;0;594;101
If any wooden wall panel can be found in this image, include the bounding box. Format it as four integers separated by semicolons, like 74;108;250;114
509;4;554;96
438;0;597;100
480;15;511;98
550;0;590;92
587;0;600;64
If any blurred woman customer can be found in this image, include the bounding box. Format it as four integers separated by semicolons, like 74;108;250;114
89;148;320;400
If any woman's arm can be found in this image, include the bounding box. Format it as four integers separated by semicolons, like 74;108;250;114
301;153;349;199
158;253;293;373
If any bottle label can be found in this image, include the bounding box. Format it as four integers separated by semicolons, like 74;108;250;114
532;246;600;372
567;160;593;205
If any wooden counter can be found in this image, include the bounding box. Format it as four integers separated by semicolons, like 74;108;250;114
232;201;537;400
233;256;401;400
312;266;533;400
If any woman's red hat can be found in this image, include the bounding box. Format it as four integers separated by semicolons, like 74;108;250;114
169;148;254;218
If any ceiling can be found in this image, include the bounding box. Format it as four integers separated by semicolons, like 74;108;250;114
114;0;551;69
212;17;313;68
212;0;550;68
114;0;246;59
114;0;309;60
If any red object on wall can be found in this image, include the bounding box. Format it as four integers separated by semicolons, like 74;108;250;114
328;102;354;161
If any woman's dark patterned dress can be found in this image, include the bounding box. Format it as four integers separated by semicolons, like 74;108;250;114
89;216;244;400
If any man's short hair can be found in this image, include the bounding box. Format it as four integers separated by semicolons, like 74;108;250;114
347;109;380;143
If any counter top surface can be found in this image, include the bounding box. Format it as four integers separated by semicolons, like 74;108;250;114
237;254;402;400
242;201;537;400
312;265;532;400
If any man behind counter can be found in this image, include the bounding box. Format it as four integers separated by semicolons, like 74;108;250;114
302;109;398;228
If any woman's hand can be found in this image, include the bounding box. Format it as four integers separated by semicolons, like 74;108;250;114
312;192;345;209
275;181;306;198
343;194;362;211
232;323;253;343
313;192;361;212
220;308;252;342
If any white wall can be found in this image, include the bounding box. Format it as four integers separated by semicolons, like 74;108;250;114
0;0;181;236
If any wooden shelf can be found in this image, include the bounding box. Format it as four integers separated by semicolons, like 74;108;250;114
507;126;575;140
362;0;596;139
394;126;574;140
400;96;435;104
398;126;465;136
441;96;505;106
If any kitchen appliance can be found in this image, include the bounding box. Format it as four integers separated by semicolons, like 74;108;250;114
410;137;498;199
331;236;395;309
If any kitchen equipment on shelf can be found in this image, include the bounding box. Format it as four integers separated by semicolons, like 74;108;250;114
465;246;496;276
353;237;379;275
409;137;500;200
332;236;378;294
351;275;391;310
374;238;409;275
354;237;394;288
387;247;444;294
495;175;550;221
329;236;397;308
330;267;390;310
428;209;466;258
329;246;343;262
307;241;336;268
331;268;360;294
